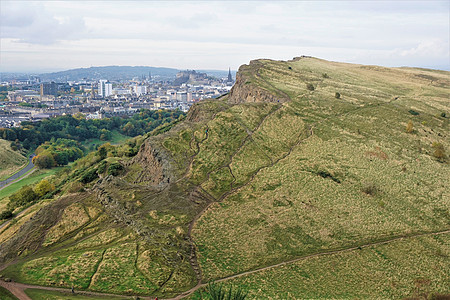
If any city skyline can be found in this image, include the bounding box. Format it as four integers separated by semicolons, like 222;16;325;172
1;1;449;73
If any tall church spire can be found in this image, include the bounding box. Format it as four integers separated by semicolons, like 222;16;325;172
227;68;233;82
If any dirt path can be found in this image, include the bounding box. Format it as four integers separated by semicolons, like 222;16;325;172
0;279;141;299
0;279;32;300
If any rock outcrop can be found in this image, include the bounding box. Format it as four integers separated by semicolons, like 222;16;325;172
228;60;289;104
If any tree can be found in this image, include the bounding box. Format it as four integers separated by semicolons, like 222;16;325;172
34;179;55;197
33;153;56;169
405;120;414;133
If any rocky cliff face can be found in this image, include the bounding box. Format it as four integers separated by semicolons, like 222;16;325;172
129;139;174;186
228;60;289;104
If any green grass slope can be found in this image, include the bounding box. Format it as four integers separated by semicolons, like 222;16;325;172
0;57;448;299
0;139;27;181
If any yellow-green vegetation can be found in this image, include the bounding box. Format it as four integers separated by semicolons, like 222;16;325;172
189;234;449;299
0;57;448;299
0;139;27;181
25;288;129;299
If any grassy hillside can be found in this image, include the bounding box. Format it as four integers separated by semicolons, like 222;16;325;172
0;57;448;299
0;139;27;181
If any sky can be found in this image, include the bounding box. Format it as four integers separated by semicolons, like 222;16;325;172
0;1;449;73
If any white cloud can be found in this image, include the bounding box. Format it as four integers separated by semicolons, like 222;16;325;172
0;1;448;72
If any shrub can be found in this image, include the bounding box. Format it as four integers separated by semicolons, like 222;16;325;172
9;186;38;207
80;168;98;184
432;142;447;162
362;183;379;196
322;73;329;78
34;179;55;197
335;92;341;99
206;283;247;300
306;83;315;91
440;112;446;118
405;120;414;133
408;110;420;115
97;160;107;174
0;210;13;220
107;162;124;176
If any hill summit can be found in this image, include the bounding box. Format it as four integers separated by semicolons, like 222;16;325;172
0;57;449;299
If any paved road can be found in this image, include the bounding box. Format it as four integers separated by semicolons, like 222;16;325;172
0;154;35;189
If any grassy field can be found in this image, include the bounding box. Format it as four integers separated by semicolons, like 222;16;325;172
25;288;130;299
0;57;448;299
0;139;27;181
0;286;18;300
189;233;449;299
81;130;129;150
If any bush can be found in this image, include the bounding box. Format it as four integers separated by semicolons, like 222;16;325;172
9;186;38;207
441;112;446;118
34;179;55;197
97;160;107;174
0;210;13;220
322;73;329;78
206;283;247;300
306;83;315;91
107;162;124;176
408;110;420;115
432;142;447;162
405;120;414;133
362;183;379;196
335;92;341;99
80;168;98;184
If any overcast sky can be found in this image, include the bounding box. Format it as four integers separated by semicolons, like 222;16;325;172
1;1;449;73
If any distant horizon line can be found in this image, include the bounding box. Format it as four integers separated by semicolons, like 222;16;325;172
1;61;449;74
0;65;239;75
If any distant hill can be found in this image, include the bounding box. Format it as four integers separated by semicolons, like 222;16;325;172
37;66;236;82
38;66;180;82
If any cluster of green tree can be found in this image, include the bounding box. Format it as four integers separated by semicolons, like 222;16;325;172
0;109;185;150
0;85;18;101
18;102;48;108
0;179;55;220
32;138;84;168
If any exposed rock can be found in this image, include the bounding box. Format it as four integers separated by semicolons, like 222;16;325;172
129;139;175;187
228;60;289;104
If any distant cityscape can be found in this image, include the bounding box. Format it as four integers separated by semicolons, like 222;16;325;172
0;68;235;128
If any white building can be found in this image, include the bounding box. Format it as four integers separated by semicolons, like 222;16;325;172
98;80;112;97
133;85;147;96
